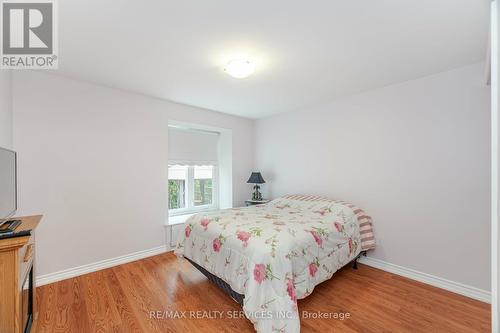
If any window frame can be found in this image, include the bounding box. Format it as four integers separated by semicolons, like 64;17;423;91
168;164;219;217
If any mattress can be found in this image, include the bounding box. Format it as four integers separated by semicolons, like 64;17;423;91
175;195;375;333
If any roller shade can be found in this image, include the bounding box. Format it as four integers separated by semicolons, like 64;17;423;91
168;127;219;165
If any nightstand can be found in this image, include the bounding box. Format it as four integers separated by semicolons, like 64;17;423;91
245;199;270;206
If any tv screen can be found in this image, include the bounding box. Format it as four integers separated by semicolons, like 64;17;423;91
0;148;16;225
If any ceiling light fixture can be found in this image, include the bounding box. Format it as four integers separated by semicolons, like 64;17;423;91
224;59;255;79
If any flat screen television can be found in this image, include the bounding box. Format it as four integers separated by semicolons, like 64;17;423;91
0;147;17;227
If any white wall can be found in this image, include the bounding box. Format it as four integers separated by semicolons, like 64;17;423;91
0;70;12;149
492;0;500;329
255;63;491;291
12;71;254;277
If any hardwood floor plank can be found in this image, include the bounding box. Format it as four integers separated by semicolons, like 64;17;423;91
33;283;56;333
101;269;144;333
53;278;80;332
68;277;91;333
79;272;113;333
34;252;490;333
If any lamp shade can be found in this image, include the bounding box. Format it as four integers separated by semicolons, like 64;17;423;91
247;172;266;184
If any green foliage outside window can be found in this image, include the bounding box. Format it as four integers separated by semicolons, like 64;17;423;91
194;179;212;206
169;180;184;209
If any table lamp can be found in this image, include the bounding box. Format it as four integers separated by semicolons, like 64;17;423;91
247;172;266;201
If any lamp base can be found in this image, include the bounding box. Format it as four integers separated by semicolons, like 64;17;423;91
252;185;262;201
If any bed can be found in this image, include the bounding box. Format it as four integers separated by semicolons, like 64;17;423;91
174;194;375;333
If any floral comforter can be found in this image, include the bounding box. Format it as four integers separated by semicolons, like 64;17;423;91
175;195;375;333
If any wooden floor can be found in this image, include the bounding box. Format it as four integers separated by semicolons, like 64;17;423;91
33;252;490;333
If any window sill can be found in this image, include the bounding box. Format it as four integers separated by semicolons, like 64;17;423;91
166;209;219;226
167;214;196;226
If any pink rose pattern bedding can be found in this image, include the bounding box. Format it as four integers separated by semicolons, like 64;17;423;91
175;195;375;333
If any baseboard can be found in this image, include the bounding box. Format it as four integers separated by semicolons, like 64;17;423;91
35;247;490;303
36;245;168;286
358;256;491;303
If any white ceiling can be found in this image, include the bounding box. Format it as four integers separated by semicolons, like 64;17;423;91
57;0;490;119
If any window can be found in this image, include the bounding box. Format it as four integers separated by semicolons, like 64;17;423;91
168;125;220;216
168;166;187;210
168;165;217;215
194;166;213;206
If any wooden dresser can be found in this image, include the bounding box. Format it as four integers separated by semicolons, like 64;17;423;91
0;215;42;333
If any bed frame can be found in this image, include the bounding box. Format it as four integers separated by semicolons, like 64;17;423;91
186;251;367;306
187;258;245;305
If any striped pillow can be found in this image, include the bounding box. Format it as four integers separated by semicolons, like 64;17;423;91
281;194;376;251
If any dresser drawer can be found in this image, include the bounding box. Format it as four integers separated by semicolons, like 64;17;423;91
19;234;35;281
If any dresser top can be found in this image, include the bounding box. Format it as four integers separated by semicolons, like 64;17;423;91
0;215;42;251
